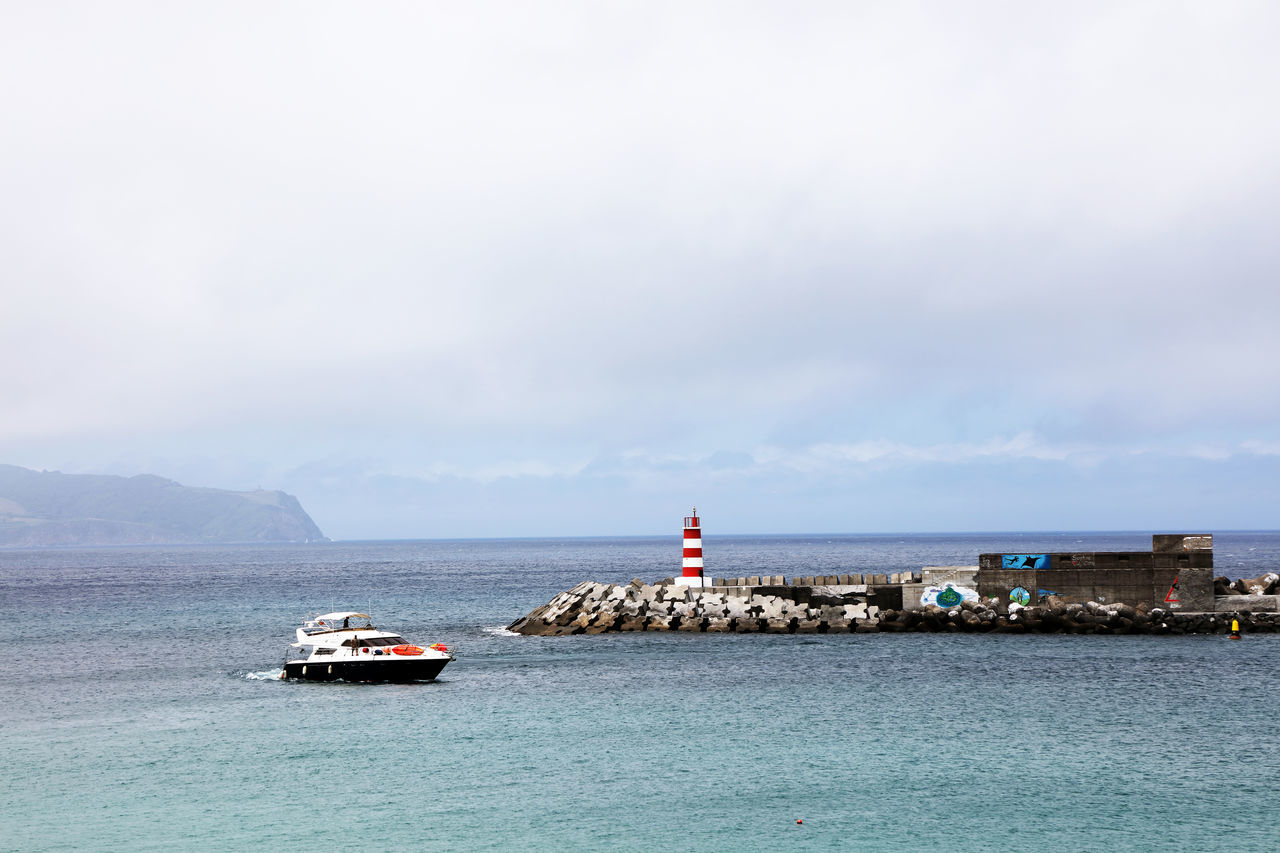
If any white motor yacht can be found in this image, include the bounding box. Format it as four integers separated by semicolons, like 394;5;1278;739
282;612;454;682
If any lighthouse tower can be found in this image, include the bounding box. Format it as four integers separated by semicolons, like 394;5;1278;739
674;507;708;587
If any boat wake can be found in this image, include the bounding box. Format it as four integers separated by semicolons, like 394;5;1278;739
245;669;284;681
482;625;519;637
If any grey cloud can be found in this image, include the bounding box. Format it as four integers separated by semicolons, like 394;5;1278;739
2;3;1278;534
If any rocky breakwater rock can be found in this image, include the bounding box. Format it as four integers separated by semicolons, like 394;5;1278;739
1215;573;1280;596
508;583;1280;637
868;598;1280;635
507;580;880;636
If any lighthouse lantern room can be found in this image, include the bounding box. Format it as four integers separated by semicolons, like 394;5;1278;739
674;507;708;588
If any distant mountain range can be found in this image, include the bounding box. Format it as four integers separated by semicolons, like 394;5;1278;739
0;464;326;547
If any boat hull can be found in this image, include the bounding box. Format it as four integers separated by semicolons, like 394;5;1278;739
283;656;450;682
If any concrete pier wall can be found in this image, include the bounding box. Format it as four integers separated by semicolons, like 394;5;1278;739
977;534;1216;611
709;572;921;587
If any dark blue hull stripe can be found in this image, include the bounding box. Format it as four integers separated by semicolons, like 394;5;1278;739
283;658;449;682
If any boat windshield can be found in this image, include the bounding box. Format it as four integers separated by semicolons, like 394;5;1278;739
303;612;376;633
363;636;408;647
341;636;409;648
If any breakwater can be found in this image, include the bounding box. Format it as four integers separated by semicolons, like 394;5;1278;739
507;579;1280;636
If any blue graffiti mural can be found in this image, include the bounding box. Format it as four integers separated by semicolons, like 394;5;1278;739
936;586;964;607
1002;554;1049;570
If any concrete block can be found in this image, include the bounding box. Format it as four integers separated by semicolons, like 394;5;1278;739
871;585;903;610
899;583;929;611
1159;567;1213;612
1153;552;1213;570
1094;552;1151;569
758;599;785;620
872;574;888;585
1215;595;1277;612
1153;533;1213;553
923;566;979;587
748;576;761;586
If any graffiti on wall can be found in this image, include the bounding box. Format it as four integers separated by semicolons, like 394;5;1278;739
1003;554;1049;570
921;582;979;608
1009;586;1031;606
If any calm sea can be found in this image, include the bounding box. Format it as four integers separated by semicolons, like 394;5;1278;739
3;531;1279;852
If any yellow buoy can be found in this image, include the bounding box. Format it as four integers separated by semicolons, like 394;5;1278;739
1229;618;1241;640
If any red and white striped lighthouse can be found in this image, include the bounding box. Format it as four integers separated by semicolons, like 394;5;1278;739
675;507;707;587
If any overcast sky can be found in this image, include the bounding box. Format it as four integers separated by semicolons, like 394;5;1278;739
3;2;1278;538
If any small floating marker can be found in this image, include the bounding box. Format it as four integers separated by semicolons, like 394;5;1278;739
796;819;803;825
1230;618;1241;640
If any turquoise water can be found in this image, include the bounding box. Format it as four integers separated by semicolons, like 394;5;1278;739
3;533;1279;851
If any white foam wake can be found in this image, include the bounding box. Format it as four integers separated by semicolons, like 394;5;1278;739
482;625;519;637
245;669;285;680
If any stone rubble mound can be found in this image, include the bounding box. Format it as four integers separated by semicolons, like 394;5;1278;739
507;581;1280;636
1215;573;1280;596
874;598;1279;635
507;580;878;636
